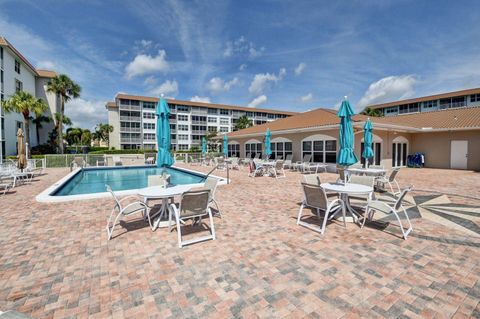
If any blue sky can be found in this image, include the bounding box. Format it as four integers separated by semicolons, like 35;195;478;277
1;0;480;129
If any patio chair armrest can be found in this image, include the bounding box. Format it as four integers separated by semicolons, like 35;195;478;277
119;195;144;204
367;200;395;213
122;201;148;213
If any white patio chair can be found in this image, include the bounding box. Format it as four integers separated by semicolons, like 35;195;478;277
293;154;311;171
283;154;293;169
376;168;401;196
70;156;86;171
248;160;264;177
214;157;226;170
348;175;375;207
204;177;221;217
168;189;215;248
112;156;123;166
361;186;413;240
145;157;155;165
297;182;346;234
105;185;152;240
271;160;285;178
302;174;338;199
229;157;240;170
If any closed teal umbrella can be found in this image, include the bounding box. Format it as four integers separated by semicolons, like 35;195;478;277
201;136;207;155
265;128;272;158
337;97;358;170
156;97;174;167
362;118;374;167
223;134;228;157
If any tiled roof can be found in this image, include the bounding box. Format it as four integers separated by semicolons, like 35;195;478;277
0;36;38;75
36;69;57;78
115;93;298;115
105;101;116;108
372;106;480;130
228;106;480;137
367;88;480;110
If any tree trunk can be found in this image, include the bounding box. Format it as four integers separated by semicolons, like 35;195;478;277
23;116;30;155
36;124;40;145
58;97;64;154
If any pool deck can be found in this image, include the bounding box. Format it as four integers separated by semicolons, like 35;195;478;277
0;165;479;318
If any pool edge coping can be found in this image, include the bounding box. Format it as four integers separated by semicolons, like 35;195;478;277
35;165;227;203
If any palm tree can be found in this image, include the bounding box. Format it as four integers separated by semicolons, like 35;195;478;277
47;74;81;154
360;107;383;117
234;115;253;131
31;113;51;145
94;123;114;147
2;91;48;151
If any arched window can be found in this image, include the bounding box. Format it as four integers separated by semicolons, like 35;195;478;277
301;134;337;163
245;139;262;158
270;137;293;160
360;134;383;166
228;141;240;157
392;136;409;167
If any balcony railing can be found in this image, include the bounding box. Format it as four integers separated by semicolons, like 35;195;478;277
120;127;141;133
119;104;141;111
120;116;141;122
120;138;142;144
191;120;207;125
191;130;207;135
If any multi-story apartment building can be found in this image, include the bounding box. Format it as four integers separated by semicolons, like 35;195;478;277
367;87;480;116
0;37;58;159
106;93;297;151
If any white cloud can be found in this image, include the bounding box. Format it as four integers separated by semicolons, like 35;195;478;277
125;50;169;79
223;36;264;58
248;95;267;108
190;96;211;103
143;75;157;86
36;60;56;70
206;77;239;94
300;93;313;103
149;80;179;97
248;68;286;94
64;98;108;130
294;62;306;76
357;75;417;110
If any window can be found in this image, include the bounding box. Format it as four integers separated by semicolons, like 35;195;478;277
219;127;229;133
451;96;466;108
143;123;155;130
177;114;189;121
15;79;22;92
255;120;266;125
177;105;189;112
245;142;262;158
192;115;206;122
143;112;155;119
178;134;189;141
170;124;176;130
219;109;229;115
302;138;337;163
143;102;155;109
228;143;240;157
220;118;229;125
385;106;399;115
178;124;189;131
192;135;201;141
360;142;381;166
191;125;206;132
398;104;409;114
143;133;156;140
208;108;217;115
423;100;437;109
14;60;20;74
169;113;176;120
208;126;217;132
270;141;292;160
470;94;480;102
392;137;408;167
439;98;451;109
207;117;217;123
130;100;140;106
178;144;189;150
267;113;275;119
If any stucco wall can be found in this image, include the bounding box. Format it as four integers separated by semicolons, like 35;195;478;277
410;130;480;171
35;77;58;145
108;107;120;149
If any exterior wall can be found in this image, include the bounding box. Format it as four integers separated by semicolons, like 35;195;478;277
231;128;413;169
35;77;58;144
108;107;120;149
1;46;37;157
410;130;480;171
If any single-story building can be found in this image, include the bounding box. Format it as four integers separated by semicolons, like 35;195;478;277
226;106;480;171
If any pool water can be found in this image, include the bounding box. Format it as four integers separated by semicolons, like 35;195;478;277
53;166;206;196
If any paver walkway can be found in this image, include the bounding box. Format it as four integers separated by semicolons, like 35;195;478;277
0;165;479;318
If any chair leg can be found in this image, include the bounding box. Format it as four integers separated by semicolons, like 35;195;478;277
175;213;183;248
297;203;305;225
211;199;221;218
208;208;216;240
341;202;347;228
106;211;122;240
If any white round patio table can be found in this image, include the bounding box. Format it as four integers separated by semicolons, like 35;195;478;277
347;167;386;176
320;182;373;223
138;184;193;229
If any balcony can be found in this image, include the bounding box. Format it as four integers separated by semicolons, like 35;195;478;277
120;116;141;122
119;104;141;111
191;120;207;125
120;138;142;144
120;127;141;133
191;130;207;135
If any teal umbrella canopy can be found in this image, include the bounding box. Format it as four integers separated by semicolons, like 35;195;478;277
265;128;272;157
337;98;358;166
223;135;228;157
201;137;207;154
362;118;374;161
156;97;174;167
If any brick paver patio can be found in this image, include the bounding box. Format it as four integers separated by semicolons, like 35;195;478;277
0;165;479;318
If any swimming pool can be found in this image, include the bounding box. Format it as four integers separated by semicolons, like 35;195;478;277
36;166;225;202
